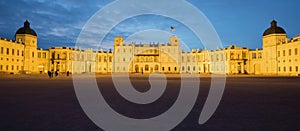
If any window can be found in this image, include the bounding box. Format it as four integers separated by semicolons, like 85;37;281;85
109;56;112;62
290;66;292;72
42;53;46;58
6;65;8;70
12;49;14;55
7;48;9;55
188;66;190;71
32;52;34;58
162;67;165;71
16;66;19;70
284;67;286;72
38;52;41;58
22;51;24;56
0;47;3;54
174;67;177;71
289;49;291;56
295;48;298;55
278;67;280;72
283;50;286;56
278;51;280;57
168;67;171;71
182;66;184;71
11;65;14;70
296;66;299;72
0;65;2;70
252;53;257;59
17;50;19;56
258;53;262;58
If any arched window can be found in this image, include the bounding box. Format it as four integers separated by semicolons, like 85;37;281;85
155;65;159;70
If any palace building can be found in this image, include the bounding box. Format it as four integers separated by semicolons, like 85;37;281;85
0;20;299;75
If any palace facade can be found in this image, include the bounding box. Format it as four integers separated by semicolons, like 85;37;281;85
0;20;299;75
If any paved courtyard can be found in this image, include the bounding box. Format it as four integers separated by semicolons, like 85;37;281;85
0;74;299;130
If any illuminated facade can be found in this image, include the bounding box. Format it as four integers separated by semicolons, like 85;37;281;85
0;20;299;75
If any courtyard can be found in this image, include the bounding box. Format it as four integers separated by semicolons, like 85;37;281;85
0;74;299;130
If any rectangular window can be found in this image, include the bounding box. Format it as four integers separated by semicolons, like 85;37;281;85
38;52;41;58
0;47;3;54
16;66;19;70
43;53;47;58
290;66;292;72
0;65;2;70
22;51;24;56
11;65;14;71
12;49;14;55
32;52;34;58
7;48;9;55
278;51;280;57
6;65;8;70
252;53;257;59
278;67;280;72
295;48;298;55
284;67;286;72
296;66;299;72
283;50;285;56
289;49;291;56
17;50;19;56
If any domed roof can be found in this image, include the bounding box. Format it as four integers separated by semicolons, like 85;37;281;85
15;20;37;36
263;20;286;36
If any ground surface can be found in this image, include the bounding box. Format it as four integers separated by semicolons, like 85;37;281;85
0;74;299;130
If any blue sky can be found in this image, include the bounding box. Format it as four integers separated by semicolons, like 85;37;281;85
0;0;299;50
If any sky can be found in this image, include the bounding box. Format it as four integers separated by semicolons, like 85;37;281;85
0;0;299;50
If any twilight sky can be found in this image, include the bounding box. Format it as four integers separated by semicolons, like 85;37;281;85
0;0;299;50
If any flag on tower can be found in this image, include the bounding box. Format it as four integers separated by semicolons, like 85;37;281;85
170;26;175;32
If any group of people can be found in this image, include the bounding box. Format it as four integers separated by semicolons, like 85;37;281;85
47;70;59;78
47;70;70;78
